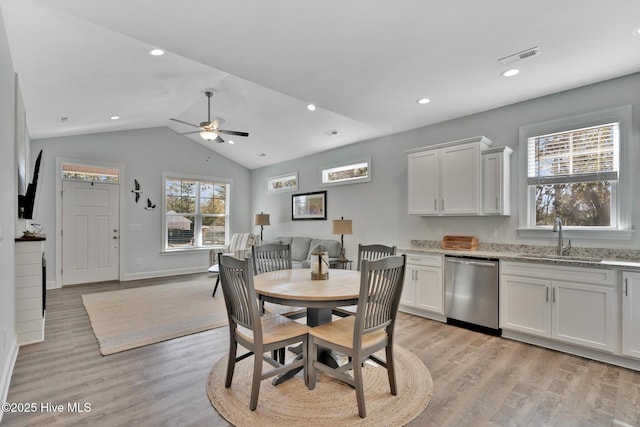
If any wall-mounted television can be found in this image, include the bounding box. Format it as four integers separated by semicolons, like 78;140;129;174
18;149;42;220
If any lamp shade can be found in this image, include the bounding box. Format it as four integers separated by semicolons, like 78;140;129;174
255;212;270;226
332;218;352;235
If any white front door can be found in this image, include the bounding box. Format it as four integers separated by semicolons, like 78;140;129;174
62;180;119;285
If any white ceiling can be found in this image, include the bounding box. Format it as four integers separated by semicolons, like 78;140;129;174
2;0;640;169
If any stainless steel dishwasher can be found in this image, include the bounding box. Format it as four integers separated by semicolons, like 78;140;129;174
444;255;500;335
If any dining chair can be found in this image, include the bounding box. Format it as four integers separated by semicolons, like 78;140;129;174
333;243;398;317
217;254;309;411
307;254;407;418
252;243;293;274
357;243;397;271
252;243;305;362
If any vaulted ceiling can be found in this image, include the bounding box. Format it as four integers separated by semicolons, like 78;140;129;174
2;0;640;169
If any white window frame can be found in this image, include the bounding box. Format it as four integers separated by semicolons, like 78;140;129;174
162;172;231;252
517;105;633;240
320;157;371;187
266;171;298;193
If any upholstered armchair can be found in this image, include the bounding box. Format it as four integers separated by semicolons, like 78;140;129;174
208;232;258;297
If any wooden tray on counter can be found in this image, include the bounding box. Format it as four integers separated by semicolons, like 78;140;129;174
442;235;478;251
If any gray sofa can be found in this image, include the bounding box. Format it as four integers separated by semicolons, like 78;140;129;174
268;236;342;269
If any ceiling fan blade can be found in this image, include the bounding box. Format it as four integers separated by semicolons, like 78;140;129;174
170;118;201;129
179;131;202;135
217;129;249;137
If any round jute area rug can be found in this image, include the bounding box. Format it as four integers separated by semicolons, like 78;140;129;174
207;346;432;426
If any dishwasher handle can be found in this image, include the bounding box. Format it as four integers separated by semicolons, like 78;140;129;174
446;258;497;268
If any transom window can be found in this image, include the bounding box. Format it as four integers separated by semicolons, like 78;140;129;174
519;105;631;236
163;174;230;250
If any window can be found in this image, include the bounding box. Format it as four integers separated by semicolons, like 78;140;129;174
320;158;371;186
267;171;298;193
519;106;632;237
62;163;119;183
163;174;230;250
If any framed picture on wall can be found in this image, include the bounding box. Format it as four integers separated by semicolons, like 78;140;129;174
292;191;327;220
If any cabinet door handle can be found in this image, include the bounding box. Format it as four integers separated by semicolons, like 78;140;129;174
552;287;556;303
546;286;549;302
625;278;628;297
495;196;499;210
442;199;445;210
434;199;437;210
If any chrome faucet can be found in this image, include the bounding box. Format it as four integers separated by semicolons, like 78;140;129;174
552;217;571;256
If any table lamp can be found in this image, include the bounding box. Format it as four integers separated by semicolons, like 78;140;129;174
254;212;270;244
332;216;352;262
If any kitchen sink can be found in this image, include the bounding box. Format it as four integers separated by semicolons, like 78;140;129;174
517;254;603;263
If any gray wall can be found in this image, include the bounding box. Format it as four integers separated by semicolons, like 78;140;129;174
251;73;640;261
0;5;18;409
31;127;252;285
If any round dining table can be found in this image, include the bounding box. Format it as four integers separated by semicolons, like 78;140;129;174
253;268;361;385
253;268;361;326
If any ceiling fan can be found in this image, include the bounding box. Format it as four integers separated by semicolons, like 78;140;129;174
170;90;249;143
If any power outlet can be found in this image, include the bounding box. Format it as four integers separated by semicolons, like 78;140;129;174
136;258;142;265
436;227;444;236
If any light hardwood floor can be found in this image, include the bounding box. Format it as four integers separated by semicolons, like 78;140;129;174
3;273;640;426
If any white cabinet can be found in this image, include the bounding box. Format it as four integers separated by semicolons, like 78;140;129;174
407;150;439;215
15;239;45;346
400;253;444;320
500;261;617;353
622;272;640;359
406;136;492;216
482;147;513;215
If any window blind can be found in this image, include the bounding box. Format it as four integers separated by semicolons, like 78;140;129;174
527;123;619;185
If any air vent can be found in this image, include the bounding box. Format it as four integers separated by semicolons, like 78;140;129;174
58;116;70;123
324;129;339;137
497;46;541;66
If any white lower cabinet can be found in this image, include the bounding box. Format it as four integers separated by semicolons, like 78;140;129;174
500;261;617;353
400;254;444;320
622;272;640;359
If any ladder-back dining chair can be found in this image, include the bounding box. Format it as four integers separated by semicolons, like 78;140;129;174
217;254;308;411
307;254;407;418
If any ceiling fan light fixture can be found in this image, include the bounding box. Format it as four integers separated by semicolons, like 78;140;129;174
200;130;217;141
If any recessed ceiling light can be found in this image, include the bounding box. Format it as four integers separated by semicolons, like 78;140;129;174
501;69;520;77
307;104;316;111
149;49;164;56
228;140;235;145
416;98;431;105
634;26;640;35
110;116;120;120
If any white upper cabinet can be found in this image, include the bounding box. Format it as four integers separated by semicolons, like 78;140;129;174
482;147;513;215
406;136;492;216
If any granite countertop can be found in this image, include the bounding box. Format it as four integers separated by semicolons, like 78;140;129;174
401;240;640;271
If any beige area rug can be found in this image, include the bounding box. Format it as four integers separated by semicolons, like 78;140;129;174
207;346;432;426
82;279;227;355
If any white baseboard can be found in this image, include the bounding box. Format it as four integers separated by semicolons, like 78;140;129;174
502;330;640;372
122;266;209;282
0;335;19;424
